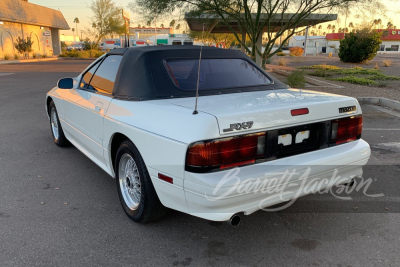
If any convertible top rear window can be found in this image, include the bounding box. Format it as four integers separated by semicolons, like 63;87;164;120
165;59;272;90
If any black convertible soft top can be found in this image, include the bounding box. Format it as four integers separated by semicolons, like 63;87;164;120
108;46;287;101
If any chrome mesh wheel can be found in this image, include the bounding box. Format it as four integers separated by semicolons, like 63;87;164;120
50;107;59;141
118;153;141;210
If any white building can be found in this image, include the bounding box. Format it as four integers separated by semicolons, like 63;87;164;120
288;35;327;54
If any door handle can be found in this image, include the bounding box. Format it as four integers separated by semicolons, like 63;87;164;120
95;101;103;112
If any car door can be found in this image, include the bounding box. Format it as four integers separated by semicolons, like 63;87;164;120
63;55;122;165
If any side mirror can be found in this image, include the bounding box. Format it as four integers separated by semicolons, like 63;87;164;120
58;78;74;89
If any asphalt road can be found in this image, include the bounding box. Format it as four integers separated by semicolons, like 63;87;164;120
0;60;399;267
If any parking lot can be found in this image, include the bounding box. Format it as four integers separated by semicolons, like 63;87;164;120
0;60;399;266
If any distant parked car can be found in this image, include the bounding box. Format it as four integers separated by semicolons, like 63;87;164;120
99;40;122;50
66;44;83;51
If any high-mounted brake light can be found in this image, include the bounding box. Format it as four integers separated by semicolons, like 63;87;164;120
186;132;266;172
291;108;309;116
330;116;362;145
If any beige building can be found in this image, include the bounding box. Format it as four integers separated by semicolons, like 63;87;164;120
0;0;69;58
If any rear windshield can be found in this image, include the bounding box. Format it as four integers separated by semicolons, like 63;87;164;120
165;58;271;90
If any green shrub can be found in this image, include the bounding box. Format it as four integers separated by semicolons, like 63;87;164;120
369;73;400;80
329;76;376;85
14;54;19;60
276;52;286;56
309;69;334;77
338;30;382;63
287;70;306;88
298;64;341;70
32;53;37;59
94;52;104;58
41;54;47;58
385;48;391;51
66;50;79;57
4;54;10;60
336;67;379;75
14;37;33;57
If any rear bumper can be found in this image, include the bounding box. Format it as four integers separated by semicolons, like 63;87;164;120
183;139;370;221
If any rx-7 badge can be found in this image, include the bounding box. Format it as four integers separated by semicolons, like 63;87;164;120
223;121;254;132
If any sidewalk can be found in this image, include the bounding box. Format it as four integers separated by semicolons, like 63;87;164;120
0;57;58;65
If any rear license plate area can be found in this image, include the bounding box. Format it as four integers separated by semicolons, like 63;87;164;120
265;123;324;160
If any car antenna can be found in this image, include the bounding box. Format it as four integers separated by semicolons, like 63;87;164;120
193;23;205;115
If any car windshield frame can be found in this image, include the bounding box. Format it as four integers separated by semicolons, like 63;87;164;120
163;57;273;92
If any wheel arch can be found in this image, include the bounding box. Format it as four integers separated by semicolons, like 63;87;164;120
46;96;53;117
109;132;130;175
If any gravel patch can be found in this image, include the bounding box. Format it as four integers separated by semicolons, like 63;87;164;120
267;54;400;101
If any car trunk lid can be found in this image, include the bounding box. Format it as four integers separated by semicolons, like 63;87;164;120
171;89;360;135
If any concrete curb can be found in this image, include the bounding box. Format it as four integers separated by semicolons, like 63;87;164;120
59;57;98;60
0;57;58;64
356;97;400;111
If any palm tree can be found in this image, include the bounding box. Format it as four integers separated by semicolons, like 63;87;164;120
327;24;332;33
377;19;382;29
160;23;164;28
332;25;336;33
318;25;322;35
338;28;342;33
175;24;181;31
387;22;393;29
73;17;80;37
169;20;176;28
323;32;326;35
72;28;75;37
349;22;354;32
138;24;141;28
146;21;151;26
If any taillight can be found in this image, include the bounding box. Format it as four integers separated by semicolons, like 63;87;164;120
330;116;362;145
186;132;266;172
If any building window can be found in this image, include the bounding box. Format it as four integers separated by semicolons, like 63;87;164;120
391;45;399;51
379;45;385;51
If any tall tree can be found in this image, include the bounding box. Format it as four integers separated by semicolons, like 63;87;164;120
169;19;176;28
73;17;80;36
132;0;374;66
327;24;332;33
87;0;125;50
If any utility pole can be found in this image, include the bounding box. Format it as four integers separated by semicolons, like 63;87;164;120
154;16;157;45
303;26;309;57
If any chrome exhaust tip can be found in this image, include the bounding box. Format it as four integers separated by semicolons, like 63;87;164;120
228;215;241;227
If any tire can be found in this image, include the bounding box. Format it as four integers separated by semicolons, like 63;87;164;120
115;140;167;223
49;100;69;147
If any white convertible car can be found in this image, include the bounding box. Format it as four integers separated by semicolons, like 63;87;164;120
46;46;370;225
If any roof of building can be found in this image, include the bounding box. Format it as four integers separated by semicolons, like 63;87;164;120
327;30;400;41
292;36;326;41
185;13;337;33
0;0;69;30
